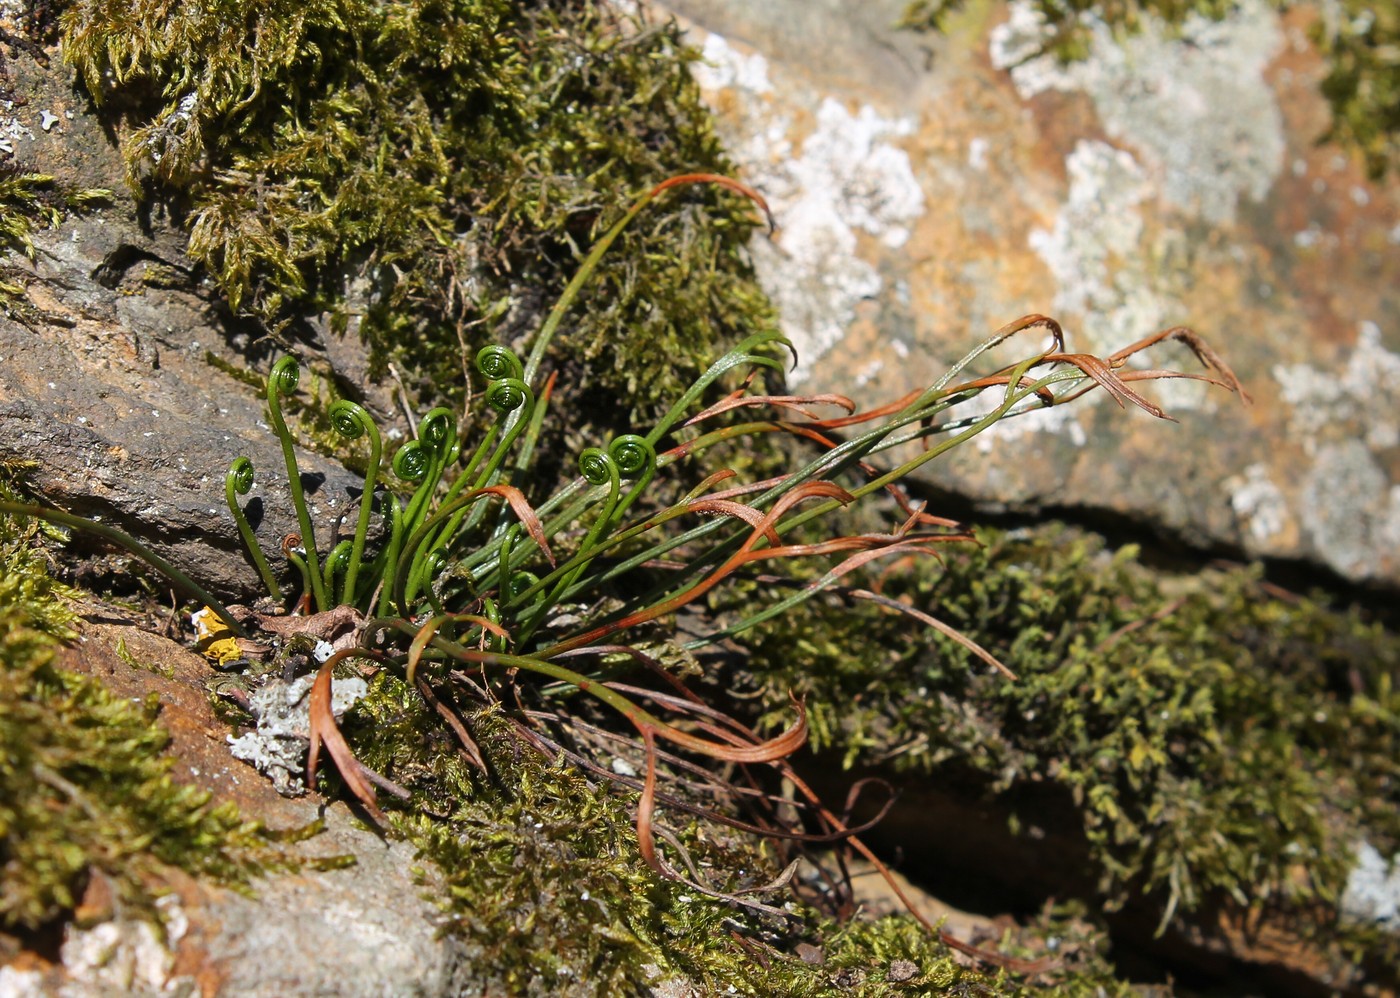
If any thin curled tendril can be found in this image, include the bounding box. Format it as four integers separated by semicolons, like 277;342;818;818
372;493;405;617
481;596;506;652
329;400;382;605
282;533;314;611
579;447;619;488
267;356;327;611
393;441;431;483
323;540;354;605
507;571;540;603
476;345;523;383
418;407;458;458
416;549;446;595
516;443;627;642
493;524;521;613
396;408;459;567
609;434;654;478
486;378;531;415
225;457;283;601
588;434;659;565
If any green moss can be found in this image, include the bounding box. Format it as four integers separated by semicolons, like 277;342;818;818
736;525;1399;936
60;0;777;431
901;0;1400;178
340;682;1092;995
0;487;263;931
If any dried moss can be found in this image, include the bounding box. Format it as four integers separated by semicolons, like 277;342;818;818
59;0;777;432
0;486;263;932
736;525;1400;939
901;0;1400;178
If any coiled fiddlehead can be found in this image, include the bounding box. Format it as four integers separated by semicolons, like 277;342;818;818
418;407;459;464
476;344;523;383
607;433;657;527
225;457;283;601
392;440;431;484
329;400;381;606
446;380;536;544
398;407;458;538
267;356;327;612
514;442;630;641
579;446;619;489
609;434;653;479
485;378;530;416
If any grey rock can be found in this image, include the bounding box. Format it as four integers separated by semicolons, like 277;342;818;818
28;818;470;998
0;54;384;603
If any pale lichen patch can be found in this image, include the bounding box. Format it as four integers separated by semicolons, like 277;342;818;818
1299;441;1400;578
1274;321;1400;454
1227;463;1292;546
58;900;189;996
1029;140;1156;356
1341;842;1400;929
1026;138;1213;416
990;0;1285;226
688;32;925;383
227;673;369;796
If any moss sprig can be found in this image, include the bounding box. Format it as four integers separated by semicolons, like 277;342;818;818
59;0;775;431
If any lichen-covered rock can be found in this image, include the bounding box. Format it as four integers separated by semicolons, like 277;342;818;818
227;673;369;796
659;0;1400;585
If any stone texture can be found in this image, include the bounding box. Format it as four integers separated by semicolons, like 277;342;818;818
658;0;1400;585
0;50;393;601
1;615;472;998
0;272;370;602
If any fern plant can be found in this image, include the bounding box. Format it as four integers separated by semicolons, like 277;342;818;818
0;174;1247;945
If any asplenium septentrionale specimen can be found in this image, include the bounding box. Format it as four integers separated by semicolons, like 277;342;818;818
0;173;1248;945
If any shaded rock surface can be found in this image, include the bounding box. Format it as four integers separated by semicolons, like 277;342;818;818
0;49;398;602
657;0;1400;586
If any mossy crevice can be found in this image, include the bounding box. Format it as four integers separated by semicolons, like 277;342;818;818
733;524;1399;975
339;682;1129;995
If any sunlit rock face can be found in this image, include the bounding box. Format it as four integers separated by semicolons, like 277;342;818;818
658;0;1400;585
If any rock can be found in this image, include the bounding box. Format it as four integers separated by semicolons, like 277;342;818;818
0;263;370;601
4;614;473;998
0;46;405;603
656;0;1400;586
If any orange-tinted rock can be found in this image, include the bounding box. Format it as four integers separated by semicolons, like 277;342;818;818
661;0;1400;584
